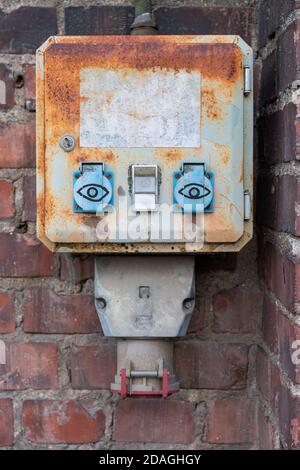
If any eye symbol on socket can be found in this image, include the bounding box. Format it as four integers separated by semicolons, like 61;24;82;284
178;183;211;200
77;184;108;202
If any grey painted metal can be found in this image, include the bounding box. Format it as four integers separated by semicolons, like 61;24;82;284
94;255;195;337
111;339;179;394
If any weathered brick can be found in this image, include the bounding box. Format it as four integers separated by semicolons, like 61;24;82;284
71;343;116;389
0;342;58;390
0;292;15;333
114;400;194;444
278;313;300;384
278;382;300;448
23;64;35;112
22;174;36;222
258;406;275;449
0;233;56;277
262;296;300;383
278;21;298;92
262;241;300;315
196;253;237;272
207;398;255;444
0;7;57;54
257;174;300;236
0;180;14;218
213;285;261;334
258;0;295;48
262;295;279;354
155;7;252;44
24;288;100;334
258;103;297;163
0;399;13;447
0;64;14;109
23;400;105;444
65;6;135;35
187;295;205;333
0;121;35;168
60;254;94;282
174;341;248;389
260;50;278;106
256;348;281;413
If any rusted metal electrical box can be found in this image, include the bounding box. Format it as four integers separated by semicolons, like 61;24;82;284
37;35;253;253
37;35;253;397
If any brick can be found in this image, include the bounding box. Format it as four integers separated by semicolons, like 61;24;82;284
0;342;58;390
0;7;57;54
114;400;194;444
22;175;36;222
213;285;261;334
258;103;297;164
0;292;15;333
65;6;135;35
174;341;248;389
0;399;13;447
262;241;300;315
0;233;56;277
278;21;298;92
187;296;205;333
262;295;279;353
23;64;35;112
256;348;281;413
260;20;300;105
23;400;104;444
258;174;300;236
277;313;300;384
207;398;255;444
24;288;100;334
258;406;275;449
278;382;300;448
260;50;278;106
196;253;237;272
0;180;14;218
71;344;116;389
155;7;252;45
0;121;35;168
262;297;300;384
258;0;295;48
60;254;94;282
0;64;14;109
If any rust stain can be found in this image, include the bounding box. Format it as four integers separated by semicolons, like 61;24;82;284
214;143;231;166
74;149;117;164
202;88;222;121
45;39;242;84
157;148;185;165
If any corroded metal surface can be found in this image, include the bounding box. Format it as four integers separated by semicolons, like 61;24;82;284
36;35;253;253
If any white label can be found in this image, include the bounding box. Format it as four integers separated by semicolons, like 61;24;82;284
80;68;200;148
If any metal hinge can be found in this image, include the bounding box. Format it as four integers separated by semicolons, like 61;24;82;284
244;191;251;220
243;66;251;95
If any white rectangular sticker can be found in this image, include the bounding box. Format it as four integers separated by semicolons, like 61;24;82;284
80;68;200;148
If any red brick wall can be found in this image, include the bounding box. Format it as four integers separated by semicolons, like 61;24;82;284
0;0;296;450
257;0;300;449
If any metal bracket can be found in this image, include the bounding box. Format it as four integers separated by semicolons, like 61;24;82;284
244;66;251;95
119;358;169;398
244;190;251;220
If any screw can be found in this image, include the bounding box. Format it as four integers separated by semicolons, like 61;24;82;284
59;135;75;152
96;298;106;310
183;298;194;310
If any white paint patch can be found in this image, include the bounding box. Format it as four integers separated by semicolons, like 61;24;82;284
80;68;201;148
